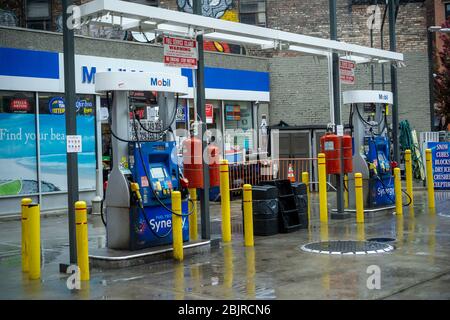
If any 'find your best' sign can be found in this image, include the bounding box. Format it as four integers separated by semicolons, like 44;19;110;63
428;142;450;190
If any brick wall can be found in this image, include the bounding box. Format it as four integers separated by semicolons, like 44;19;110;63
268;52;431;133
266;0;428;53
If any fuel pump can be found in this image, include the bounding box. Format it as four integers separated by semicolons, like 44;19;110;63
343;90;396;210
95;72;191;250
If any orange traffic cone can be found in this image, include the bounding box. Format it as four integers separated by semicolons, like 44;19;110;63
288;163;295;182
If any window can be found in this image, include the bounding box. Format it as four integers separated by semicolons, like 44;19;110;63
25;0;51;30
0;91;37;197
239;0;266;27
38;93;96;192
446;3;450;21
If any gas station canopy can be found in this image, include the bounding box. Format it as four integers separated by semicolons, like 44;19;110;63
78;0;404;64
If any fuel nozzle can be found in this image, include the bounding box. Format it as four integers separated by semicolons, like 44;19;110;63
369;162;378;176
130;182;144;209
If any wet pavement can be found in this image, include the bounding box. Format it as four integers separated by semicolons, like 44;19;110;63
1;191;450;300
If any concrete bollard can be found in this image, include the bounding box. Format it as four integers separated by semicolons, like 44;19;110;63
355;173;364;223
219;159;231;243
172;191;183;261
243;184;254;247
394;167;403;215
28;203;40;280
21;198;32;273
405;149;414;207
75;201;90;281
301;172;311;225
318;153;328;223
426;149;435;209
188;188;198;241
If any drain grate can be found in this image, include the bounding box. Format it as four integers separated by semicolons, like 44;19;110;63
300;240;394;255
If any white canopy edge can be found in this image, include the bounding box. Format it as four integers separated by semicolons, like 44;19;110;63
79;0;404;63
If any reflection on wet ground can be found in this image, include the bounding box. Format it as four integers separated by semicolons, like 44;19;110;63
1;191;450;299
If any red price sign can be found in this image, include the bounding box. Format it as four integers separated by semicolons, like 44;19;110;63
205;104;214;124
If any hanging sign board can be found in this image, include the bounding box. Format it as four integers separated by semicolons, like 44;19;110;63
163;36;198;69
428;141;450;190
205;104;214;124
339;59;356;85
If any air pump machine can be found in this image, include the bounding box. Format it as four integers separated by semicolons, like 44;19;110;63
95;72;190;250
343;90;396;211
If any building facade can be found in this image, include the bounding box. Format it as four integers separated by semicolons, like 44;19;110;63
0;0;445;214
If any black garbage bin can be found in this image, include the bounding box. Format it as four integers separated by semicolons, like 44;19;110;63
250;185;279;236
291;182;308;228
262;179;302;233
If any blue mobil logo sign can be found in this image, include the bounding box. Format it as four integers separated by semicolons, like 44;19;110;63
428;142;450;190
49;97;65;114
150;77;171;87
378;93;389;101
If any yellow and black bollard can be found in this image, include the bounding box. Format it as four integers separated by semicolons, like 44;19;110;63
243;184;254;247
405;149;414;207
172;191;183;261
75;201;90;281
354;173;364;223
188;188;198;241
426;149;435;209
219;159;231;243
21;198;32;273
318;153;328;223
394;167;403;215
301;172;310;224
28;203;40;280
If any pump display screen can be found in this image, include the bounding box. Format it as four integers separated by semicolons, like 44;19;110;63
150;167;166;179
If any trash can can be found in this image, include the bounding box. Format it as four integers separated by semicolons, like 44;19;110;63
250;185;279;236
291;182;308;228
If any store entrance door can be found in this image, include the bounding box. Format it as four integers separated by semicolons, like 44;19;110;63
278;131;311;180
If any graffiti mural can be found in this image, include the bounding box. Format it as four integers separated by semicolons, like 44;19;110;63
177;0;240;54
0;9;18;27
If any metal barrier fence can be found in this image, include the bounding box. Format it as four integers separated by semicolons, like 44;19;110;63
227;158;316;191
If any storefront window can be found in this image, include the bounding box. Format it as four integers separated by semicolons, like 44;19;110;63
0;91;37;196
224;101;253;162
38;93;96;192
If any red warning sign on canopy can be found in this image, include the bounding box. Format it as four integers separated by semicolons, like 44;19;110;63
163;36;198;69
339;59;356;85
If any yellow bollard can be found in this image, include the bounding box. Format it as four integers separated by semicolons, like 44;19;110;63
301;172;311;225
21;198;32;273
318;153;328;223
344;174;349;209
426;149;435;209
404;150;414;208
394;167;403;215
28;203;40;280
188;188;198;241
355;173;364;223
219;159;231;242
172;191;183;261
243;184;254;247
75;201;89;281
